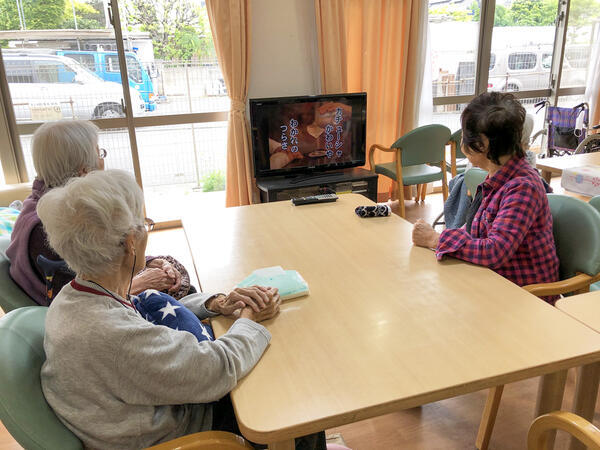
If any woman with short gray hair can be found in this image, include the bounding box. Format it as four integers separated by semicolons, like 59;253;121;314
38;170;325;449
7;120;189;305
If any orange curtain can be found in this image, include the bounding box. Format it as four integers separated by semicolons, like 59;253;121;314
315;0;426;195
206;0;254;207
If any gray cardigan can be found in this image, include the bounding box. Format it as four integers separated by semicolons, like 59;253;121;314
41;278;271;449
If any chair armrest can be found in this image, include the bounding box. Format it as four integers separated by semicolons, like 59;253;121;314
146;431;253;449
528;411;600;450
523;273;595;297
368;144;399;172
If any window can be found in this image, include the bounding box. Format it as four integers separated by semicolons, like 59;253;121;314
489;53;496;71
428;2;481;98
0;0;229;226
4;60;33;83
64;53;96;72
541;53;552;70
106;55;120;73
560;5;600;89
508;53;537;71
125;56;143;83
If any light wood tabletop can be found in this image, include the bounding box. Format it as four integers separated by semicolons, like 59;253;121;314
183;194;600;449
536;152;600;183
556;291;600;450
556;291;600;333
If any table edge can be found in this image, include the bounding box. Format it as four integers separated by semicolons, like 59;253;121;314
236;350;600;444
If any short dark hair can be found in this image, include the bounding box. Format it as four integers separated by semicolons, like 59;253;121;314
461;92;526;165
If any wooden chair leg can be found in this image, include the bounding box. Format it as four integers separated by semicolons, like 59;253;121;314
570;362;600;450
535;370;568;450
476;385;505;450
397;182;406;218
415;184;422;202
420;183;427;202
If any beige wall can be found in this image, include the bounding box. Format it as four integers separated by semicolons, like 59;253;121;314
248;0;321;99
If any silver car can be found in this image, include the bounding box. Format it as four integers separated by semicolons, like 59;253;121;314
4;54;145;122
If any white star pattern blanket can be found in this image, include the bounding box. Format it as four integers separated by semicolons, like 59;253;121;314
133;290;215;342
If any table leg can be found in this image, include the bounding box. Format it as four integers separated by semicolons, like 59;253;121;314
535;370;568;450
268;439;295;450
541;170;552;183
569;362;600;450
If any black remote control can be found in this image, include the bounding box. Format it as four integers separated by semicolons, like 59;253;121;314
292;193;338;206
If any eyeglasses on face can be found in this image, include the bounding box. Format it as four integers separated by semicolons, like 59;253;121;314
98;148;108;159
144;218;155;232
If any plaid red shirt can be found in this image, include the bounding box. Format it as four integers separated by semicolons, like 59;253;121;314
436;157;559;301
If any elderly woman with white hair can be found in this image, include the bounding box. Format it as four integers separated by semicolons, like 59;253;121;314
7;120;199;305
38;169;325;449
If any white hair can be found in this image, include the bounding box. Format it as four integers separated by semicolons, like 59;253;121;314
32;120;100;188
37;170;145;277
522;114;535;148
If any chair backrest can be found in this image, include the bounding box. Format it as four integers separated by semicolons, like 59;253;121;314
449;129;466;159
464;168;487;195
0;236;37;312
528;411;600;450
391;124;451;167
0;307;83;450
148;431;254;450
589;195;600;214
547;194;600;280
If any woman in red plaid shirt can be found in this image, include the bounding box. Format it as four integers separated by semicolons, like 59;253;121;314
412;92;560;302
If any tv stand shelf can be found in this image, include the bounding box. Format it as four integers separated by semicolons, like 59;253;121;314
256;168;378;203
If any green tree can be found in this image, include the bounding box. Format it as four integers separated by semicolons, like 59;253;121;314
62;0;103;29
125;0;213;60
494;5;512;26
569;0;600;29
0;0;65;30
508;0;556;26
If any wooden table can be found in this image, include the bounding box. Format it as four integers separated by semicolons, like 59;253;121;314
536;152;600;183
183;194;600;449
556;291;600;450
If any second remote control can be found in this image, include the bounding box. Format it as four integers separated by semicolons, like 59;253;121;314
292;193;338;206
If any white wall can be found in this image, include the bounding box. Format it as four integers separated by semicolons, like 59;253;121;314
248;0;321;99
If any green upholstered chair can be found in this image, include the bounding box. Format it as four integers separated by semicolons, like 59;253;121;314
476;194;600;450
369;124;451;218
464;167;488;197
522;194;600;297
588;195;600;291
432;129;467;178
0;236;37;313
0;307;253;450
0;307;83;450
448;129;468;177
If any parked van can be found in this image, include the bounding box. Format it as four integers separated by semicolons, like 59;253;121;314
487;46;584;92
453;46;585;95
56;50;157;111
4;53;146;121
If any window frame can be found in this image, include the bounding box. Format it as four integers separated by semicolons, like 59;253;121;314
0;0;228;229
432;0;584;108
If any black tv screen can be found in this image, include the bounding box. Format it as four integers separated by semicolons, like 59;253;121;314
250;92;367;178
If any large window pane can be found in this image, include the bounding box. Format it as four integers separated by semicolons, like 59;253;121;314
135;122;227;222
561;2;600;88
19;127;135;182
120;0;229;116
429;1;481;97
488;1;558;93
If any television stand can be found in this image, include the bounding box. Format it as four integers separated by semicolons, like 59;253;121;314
256;168;378;203
287;171;344;185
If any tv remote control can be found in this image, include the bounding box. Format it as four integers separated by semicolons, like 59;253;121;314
292;193;338;206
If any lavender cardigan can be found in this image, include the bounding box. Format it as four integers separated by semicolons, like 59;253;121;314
6;179;48;305
7;179;192;305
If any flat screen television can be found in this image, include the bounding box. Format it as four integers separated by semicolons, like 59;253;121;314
249;92;367;178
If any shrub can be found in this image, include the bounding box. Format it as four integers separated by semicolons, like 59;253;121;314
201;170;225;192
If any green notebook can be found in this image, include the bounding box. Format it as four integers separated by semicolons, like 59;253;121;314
237;266;309;300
